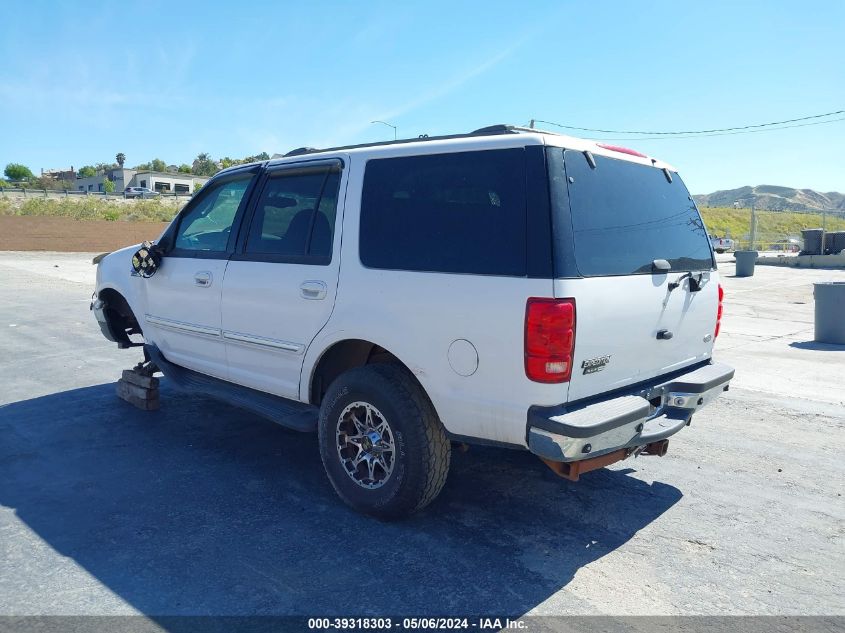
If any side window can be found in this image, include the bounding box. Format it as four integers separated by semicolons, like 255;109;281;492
174;175;253;253
244;168;340;261
359;149;527;276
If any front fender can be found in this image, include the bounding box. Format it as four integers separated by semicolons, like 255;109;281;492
94;244;147;325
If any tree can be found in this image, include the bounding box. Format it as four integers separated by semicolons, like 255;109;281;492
194;181;204;192
192;152;218;177
116;153;126;167
177;164;192;174
78;165;96;178
4;163;34;181
104;179;115;194
151;158;167;172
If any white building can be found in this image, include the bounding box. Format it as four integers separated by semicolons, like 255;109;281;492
75;168;209;194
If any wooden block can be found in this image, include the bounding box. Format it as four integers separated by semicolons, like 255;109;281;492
121;370;160;389
120;392;160;410
116;379;160;410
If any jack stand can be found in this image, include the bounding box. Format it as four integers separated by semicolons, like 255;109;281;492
116;357;161;411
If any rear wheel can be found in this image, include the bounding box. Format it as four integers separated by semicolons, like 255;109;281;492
317;364;450;520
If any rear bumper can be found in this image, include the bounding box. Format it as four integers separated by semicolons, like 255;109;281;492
527;361;734;463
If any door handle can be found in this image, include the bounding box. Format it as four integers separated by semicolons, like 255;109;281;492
194;271;212;287
300;280;327;300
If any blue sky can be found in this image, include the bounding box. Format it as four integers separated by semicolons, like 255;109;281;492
1;0;843;194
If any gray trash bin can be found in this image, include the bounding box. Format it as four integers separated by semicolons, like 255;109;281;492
826;231;845;254
801;228;824;255
735;250;758;277
814;282;845;344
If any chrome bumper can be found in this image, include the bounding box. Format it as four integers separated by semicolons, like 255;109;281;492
527;361;734;463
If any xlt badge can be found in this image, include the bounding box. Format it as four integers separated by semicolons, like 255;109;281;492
582;355;611;375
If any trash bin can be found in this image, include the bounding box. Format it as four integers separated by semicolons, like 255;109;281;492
734;250;758;277
826;231;845;254
801;229;824;255
814;282;845;344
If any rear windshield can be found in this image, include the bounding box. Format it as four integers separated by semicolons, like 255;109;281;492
551;149;714;276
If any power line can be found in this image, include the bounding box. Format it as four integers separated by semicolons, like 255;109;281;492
587;116;845;141
531;109;845;136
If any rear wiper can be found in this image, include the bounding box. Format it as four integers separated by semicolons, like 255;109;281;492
669;272;703;292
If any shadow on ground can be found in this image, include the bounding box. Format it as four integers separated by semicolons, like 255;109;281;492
0;383;682;616
789;341;845;351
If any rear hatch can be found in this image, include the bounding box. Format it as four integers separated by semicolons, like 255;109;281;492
547;148;718;402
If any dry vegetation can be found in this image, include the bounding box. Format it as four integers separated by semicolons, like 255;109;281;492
0;196;183;223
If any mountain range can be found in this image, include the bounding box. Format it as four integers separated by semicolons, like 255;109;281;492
693;185;845;212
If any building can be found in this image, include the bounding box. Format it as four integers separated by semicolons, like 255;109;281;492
75;168;209;194
41;167;77;181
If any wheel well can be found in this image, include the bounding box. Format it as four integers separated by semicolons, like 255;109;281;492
98;288;142;345
310;339;412;406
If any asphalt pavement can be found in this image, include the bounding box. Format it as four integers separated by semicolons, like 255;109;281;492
0;251;842;617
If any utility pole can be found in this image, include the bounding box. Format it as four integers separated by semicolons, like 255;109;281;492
822;210;827;252
749;204;758;251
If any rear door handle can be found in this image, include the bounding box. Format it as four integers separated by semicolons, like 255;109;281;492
300;280;327;300
194;271;212;287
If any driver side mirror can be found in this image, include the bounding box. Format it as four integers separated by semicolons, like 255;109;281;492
131;241;164;278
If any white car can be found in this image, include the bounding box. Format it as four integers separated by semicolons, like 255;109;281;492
124;186;160;199
710;235;735;253
92;125;734;519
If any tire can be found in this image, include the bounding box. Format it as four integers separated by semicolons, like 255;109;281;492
317;364;451;520
715;249;725;254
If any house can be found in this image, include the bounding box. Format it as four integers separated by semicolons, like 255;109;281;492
75;168;209;194
41;167;77;181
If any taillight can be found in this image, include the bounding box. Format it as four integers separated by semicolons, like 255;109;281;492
525;298;576;383
714;284;724;339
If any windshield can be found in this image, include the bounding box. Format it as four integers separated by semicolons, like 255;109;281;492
551;149;714;276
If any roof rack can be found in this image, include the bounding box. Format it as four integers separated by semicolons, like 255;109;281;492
275;124;547;159
284;147;318;157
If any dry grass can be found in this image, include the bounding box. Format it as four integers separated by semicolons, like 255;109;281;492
0;196;183;223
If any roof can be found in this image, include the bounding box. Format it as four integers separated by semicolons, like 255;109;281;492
220;124;677;176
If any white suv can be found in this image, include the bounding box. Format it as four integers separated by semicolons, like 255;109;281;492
92;125;734;519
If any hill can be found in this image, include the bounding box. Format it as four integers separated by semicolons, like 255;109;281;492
694;186;845;212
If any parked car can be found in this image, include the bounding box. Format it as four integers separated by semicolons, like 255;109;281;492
124;186;160;199
92;125;733;519
771;238;800;252
709;235;735;253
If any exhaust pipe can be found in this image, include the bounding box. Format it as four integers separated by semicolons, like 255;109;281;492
642;440;669;456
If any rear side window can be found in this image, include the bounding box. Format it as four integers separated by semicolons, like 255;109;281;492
359;149;527;276
245;169;340;261
557;150;714;276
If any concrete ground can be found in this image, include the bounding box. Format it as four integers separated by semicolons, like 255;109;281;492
0;251;842;617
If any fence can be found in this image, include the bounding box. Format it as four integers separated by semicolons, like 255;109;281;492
0;187;194;201
700;206;845;252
